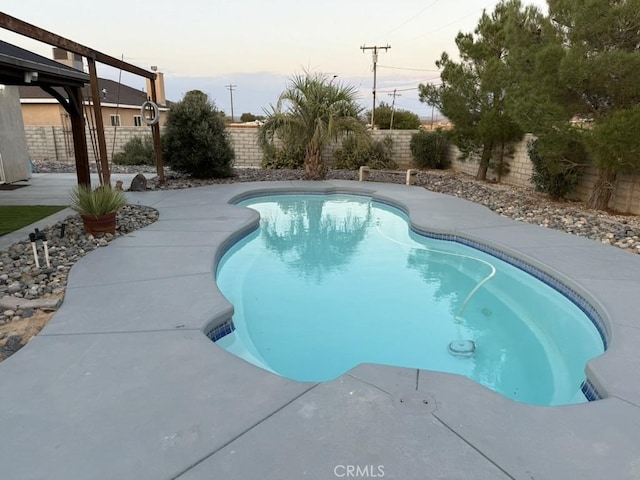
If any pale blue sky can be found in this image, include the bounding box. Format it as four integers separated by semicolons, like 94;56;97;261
2;0;548;117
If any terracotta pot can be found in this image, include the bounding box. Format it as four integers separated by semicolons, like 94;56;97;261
81;212;117;235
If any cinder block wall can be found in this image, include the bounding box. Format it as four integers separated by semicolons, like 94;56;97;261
22;124;640;214
24;126;154;163
448;133;640;214
227;126;262;167
371;130;417;169
448;133;534;187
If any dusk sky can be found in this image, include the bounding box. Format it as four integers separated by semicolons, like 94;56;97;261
2;0;548;118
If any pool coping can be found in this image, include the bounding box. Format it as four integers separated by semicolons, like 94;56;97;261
1;180;639;479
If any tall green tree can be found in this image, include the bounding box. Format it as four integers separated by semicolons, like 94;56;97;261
501;1;589;199
258;73;369;180
163;90;234;178
367;102;421;130
419;0;529;180
548;0;640;209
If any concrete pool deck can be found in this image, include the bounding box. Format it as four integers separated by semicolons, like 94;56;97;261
1;179;640;479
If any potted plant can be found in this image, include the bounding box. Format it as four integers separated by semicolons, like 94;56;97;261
68;185;127;235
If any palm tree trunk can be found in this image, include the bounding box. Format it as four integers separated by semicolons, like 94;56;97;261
587;167;616;210
304;146;327;180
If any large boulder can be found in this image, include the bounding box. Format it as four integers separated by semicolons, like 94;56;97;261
129;174;147;192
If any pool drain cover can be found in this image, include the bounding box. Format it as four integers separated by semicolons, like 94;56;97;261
392;392;437;414
448;339;476;357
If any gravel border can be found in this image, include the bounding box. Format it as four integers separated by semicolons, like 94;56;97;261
3;161;638;358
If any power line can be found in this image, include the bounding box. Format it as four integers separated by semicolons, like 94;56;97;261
379;86;420;93
360;44;391;128
378;65;440;72
226;84;237;122
376;0;440;41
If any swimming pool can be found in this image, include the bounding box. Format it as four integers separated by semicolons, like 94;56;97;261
215;194;605;406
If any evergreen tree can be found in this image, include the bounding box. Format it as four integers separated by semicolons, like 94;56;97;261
419;0;527;180
163;90;234;178
548;0;640;209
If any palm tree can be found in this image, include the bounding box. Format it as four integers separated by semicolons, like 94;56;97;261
258;72;370;180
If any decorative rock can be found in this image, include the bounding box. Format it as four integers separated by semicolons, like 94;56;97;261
0;204;158;305
2;162;640;335
129;173;148;192
1;335;23;355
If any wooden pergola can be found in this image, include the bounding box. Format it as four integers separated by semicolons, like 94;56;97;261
0;12;164;186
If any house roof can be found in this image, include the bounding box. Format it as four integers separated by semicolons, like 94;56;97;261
0;39;89;87
19;77;155;107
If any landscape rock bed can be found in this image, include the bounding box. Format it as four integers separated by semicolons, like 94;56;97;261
147;167;640;254
33;161;640;254
4;162;638;360
0;204;158;359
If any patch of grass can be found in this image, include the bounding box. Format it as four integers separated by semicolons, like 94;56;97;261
0;206;66;236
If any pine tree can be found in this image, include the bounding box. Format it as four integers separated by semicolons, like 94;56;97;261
548;0;640;209
419;0;527;180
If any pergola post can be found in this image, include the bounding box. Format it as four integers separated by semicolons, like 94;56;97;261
148;76;165;184
65;86;91;187
87;57;110;187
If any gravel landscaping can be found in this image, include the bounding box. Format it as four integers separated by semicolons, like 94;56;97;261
1;160;639;360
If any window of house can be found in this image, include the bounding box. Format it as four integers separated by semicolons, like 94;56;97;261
134;115;142;127
110;115;121;127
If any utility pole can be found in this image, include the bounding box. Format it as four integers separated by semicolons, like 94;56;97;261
360;44;390;129
388;89;401;130
226;84;237;122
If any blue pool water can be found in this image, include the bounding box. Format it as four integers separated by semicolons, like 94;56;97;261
215;194;605;406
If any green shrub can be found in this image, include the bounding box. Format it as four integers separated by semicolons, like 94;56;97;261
410;130;450;169
68;185;127;216
261;142;305;169
163;90;234;178
528;131;586;199
333;135;397;170
112;136;155;166
367;102;421;130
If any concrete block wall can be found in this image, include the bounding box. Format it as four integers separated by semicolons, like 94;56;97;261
372;130;416;169
570;167;640;214
610;172;640;214
22;123;640;214
449;134;640;214
449;134;534;187
228;126;262;167
227;127;419;169
24;126;61;162
24;126;154;164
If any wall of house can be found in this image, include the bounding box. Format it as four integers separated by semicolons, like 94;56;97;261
0;86;31;183
21;103;65;126
96;105;169;128
21;103;168;128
